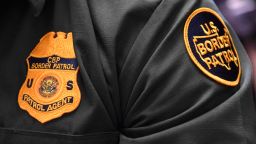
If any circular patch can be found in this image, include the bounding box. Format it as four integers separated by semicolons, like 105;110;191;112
39;76;59;98
184;8;241;86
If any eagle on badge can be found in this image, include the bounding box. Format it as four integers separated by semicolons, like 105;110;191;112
39;76;59;98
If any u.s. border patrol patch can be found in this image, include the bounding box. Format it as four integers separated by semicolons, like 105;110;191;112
184;8;241;86
18;32;81;123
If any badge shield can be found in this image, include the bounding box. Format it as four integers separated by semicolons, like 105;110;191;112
18;32;81;123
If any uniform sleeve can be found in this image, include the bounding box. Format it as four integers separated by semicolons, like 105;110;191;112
117;0;256;143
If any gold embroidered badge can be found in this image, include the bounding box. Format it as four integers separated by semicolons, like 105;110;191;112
18;32;81;123
184;8;241;86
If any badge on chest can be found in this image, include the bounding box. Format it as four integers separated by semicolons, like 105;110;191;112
18;32;81;123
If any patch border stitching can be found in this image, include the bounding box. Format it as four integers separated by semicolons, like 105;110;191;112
184;7;241;86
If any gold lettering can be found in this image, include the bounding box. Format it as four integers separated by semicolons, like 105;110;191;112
223;35;230;47
205;40;214;52
211;55;221;68
197;43;207;55
200;23;212;35
47;105;53;111
217;36;224;48
227;49;238;67
215;52;225;64
209;21;219;33
204;57;213;69
210;38;220;50
222;51;231;63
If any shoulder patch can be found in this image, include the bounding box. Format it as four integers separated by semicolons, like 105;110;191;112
18;32;81;123
184;7;241;86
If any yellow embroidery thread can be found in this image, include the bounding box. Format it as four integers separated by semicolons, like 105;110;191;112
184;8;241;86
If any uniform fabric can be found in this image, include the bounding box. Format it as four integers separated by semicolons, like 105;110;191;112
1;0;256;143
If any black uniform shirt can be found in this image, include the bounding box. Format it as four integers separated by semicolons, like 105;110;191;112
0;0;256;144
